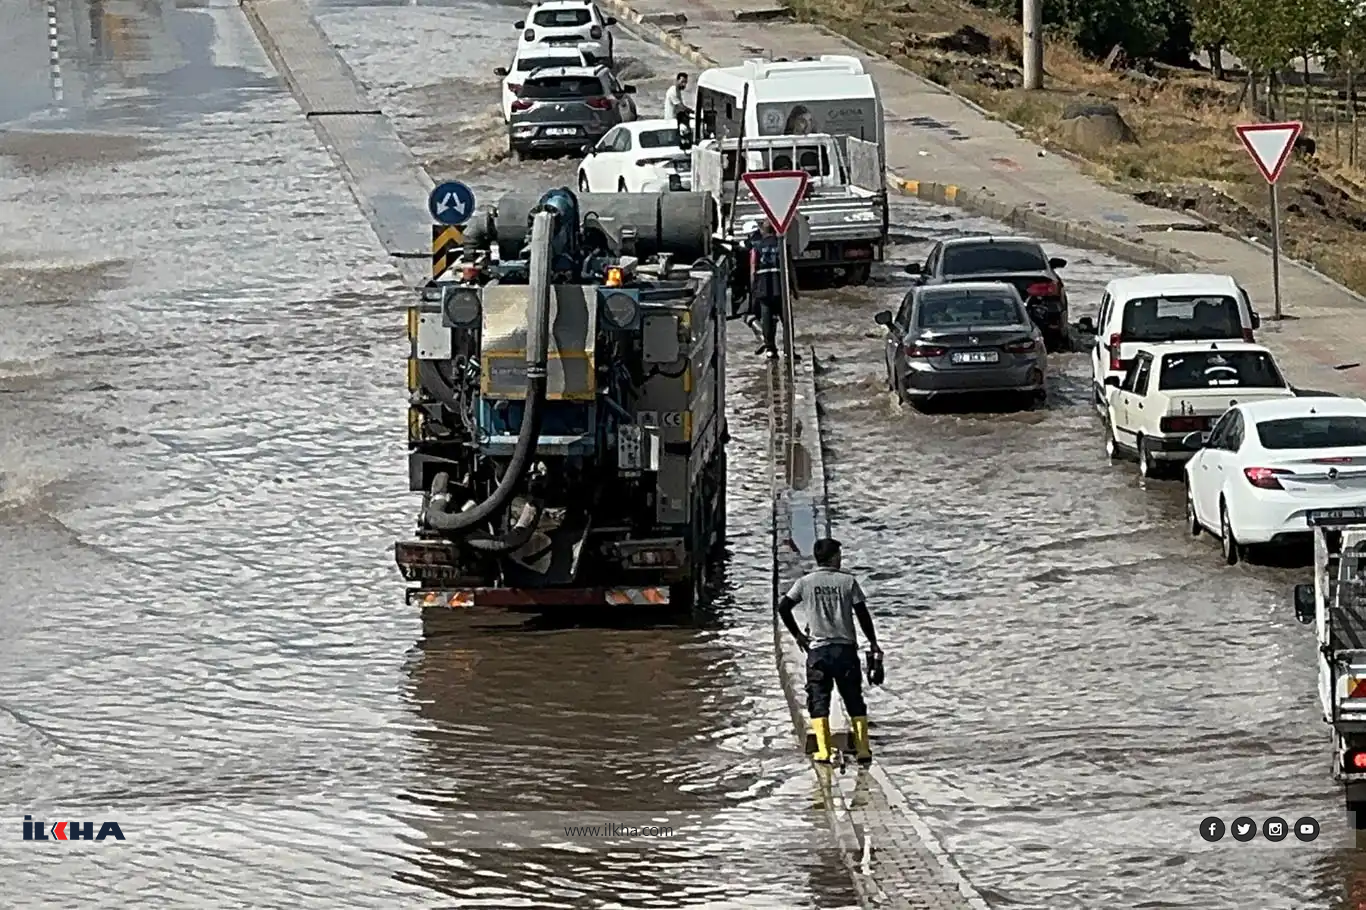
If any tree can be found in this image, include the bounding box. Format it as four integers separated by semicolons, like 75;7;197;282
1190;0;1240;77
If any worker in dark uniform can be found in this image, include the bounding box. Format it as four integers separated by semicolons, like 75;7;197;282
777;537;880;765
749;221;790;359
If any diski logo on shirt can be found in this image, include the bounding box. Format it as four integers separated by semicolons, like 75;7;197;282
22;815;125;841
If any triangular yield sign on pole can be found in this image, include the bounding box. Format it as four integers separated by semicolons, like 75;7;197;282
741;170;810;235
1235;121;1302;184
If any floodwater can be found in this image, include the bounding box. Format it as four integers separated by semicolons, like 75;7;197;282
5;0;1366;908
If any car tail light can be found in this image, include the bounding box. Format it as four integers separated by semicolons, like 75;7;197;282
523;28;535;40
590;24;602;38
1160;415;1208;433
1026;280;1060;298
1004;338;1035;353
1108;332;1123;371
905;343;946;358
1242;327;1255;341
584;96;613;110
511;99;533;112
1243;466;1293;490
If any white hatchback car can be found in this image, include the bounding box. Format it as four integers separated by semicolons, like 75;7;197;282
1185;396;1366;563
1103;341;1295;478
1089;273;1261;411
576;120;693;192
495;45;597;122
516;0;616;67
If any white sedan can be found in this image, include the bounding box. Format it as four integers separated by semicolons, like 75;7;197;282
1185;396;1366;563
576;120;692;193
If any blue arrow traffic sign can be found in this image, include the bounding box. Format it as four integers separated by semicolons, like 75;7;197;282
428;181;476;226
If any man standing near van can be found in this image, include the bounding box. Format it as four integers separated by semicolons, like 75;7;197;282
663;72;691;124
778;538;880;766
750;221;798;358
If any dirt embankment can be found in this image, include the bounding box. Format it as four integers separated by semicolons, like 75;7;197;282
785;0;1366;293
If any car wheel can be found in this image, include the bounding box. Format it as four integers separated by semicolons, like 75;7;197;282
1104;421;1118;461
578;171;590;192
1137;436;1157;479
1220;499;1240;565
1185;481;1202;536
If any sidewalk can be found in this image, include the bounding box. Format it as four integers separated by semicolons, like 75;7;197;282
602;0;1366;398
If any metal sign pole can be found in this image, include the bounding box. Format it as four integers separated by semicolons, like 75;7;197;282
1270;181;1283;320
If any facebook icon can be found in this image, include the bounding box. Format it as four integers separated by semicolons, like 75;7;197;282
1199;816;1226;842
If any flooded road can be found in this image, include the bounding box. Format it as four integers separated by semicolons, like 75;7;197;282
804;205;1366;909
1;0;854;907
7;0;1366;907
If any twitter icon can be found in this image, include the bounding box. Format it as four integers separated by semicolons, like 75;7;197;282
1231;816;1257;841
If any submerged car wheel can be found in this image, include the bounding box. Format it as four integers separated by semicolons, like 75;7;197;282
1220;500;1241;565
1185;483;1202;536
1138;437;1157;478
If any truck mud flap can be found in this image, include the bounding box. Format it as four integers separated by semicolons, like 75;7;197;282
408;586;671;608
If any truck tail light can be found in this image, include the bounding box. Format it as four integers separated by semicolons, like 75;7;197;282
1108;332;1123;372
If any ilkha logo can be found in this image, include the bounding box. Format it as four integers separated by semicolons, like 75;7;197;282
22;816;125;841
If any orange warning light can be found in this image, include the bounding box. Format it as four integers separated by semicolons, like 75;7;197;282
605;267;624;287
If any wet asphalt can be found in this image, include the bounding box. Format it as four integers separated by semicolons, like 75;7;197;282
3;1;1366;908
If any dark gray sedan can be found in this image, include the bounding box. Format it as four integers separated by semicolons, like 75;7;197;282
875;282;1047;406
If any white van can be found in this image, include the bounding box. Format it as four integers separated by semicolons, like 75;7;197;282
1089;273;1261;410
692;56;883;161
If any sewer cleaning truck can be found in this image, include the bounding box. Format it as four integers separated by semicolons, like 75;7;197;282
395;188;730;610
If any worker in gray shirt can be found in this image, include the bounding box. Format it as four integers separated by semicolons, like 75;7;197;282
777;537;880;765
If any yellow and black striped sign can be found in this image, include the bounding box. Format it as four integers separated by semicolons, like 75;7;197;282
432;225;463;278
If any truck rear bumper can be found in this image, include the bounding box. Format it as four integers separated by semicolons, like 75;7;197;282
408;586;673;609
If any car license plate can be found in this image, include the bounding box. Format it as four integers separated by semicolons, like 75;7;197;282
799;249;822;259
544;127;577;136
951;350;999;364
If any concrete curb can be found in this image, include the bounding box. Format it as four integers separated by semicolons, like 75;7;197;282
597;0;717;68
884;176;1198;271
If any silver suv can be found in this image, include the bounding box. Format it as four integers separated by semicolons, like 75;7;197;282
508;65;638;160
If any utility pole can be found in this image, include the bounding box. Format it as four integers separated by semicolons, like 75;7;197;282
1022;0;1042;90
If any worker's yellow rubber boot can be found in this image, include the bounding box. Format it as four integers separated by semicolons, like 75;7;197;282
810;717;833;763
851;716;873;766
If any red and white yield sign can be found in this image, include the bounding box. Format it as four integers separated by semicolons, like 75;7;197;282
1235;121;1303;184
741;170;810;234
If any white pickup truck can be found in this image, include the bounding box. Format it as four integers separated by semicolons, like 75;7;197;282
690;132;887;285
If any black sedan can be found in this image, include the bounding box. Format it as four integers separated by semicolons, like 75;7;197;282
904;236;1071;351
875;282;1048;408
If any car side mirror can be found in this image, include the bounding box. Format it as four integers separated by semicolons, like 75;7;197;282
514;19;525;28
582;143;596;155
1251;312;1262;329
494;66;509;77
874;310;892;327
622;84;637;94
1294;583;1315;624
1048;257;1067;269
903;262;921;275
1103;375;1120;388
1181;431;1206;450
605;15;617;24
1075;316;1095;333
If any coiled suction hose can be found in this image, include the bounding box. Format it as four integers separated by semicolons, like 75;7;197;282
424;209;555;533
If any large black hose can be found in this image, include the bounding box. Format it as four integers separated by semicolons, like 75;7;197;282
425;209;555;534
